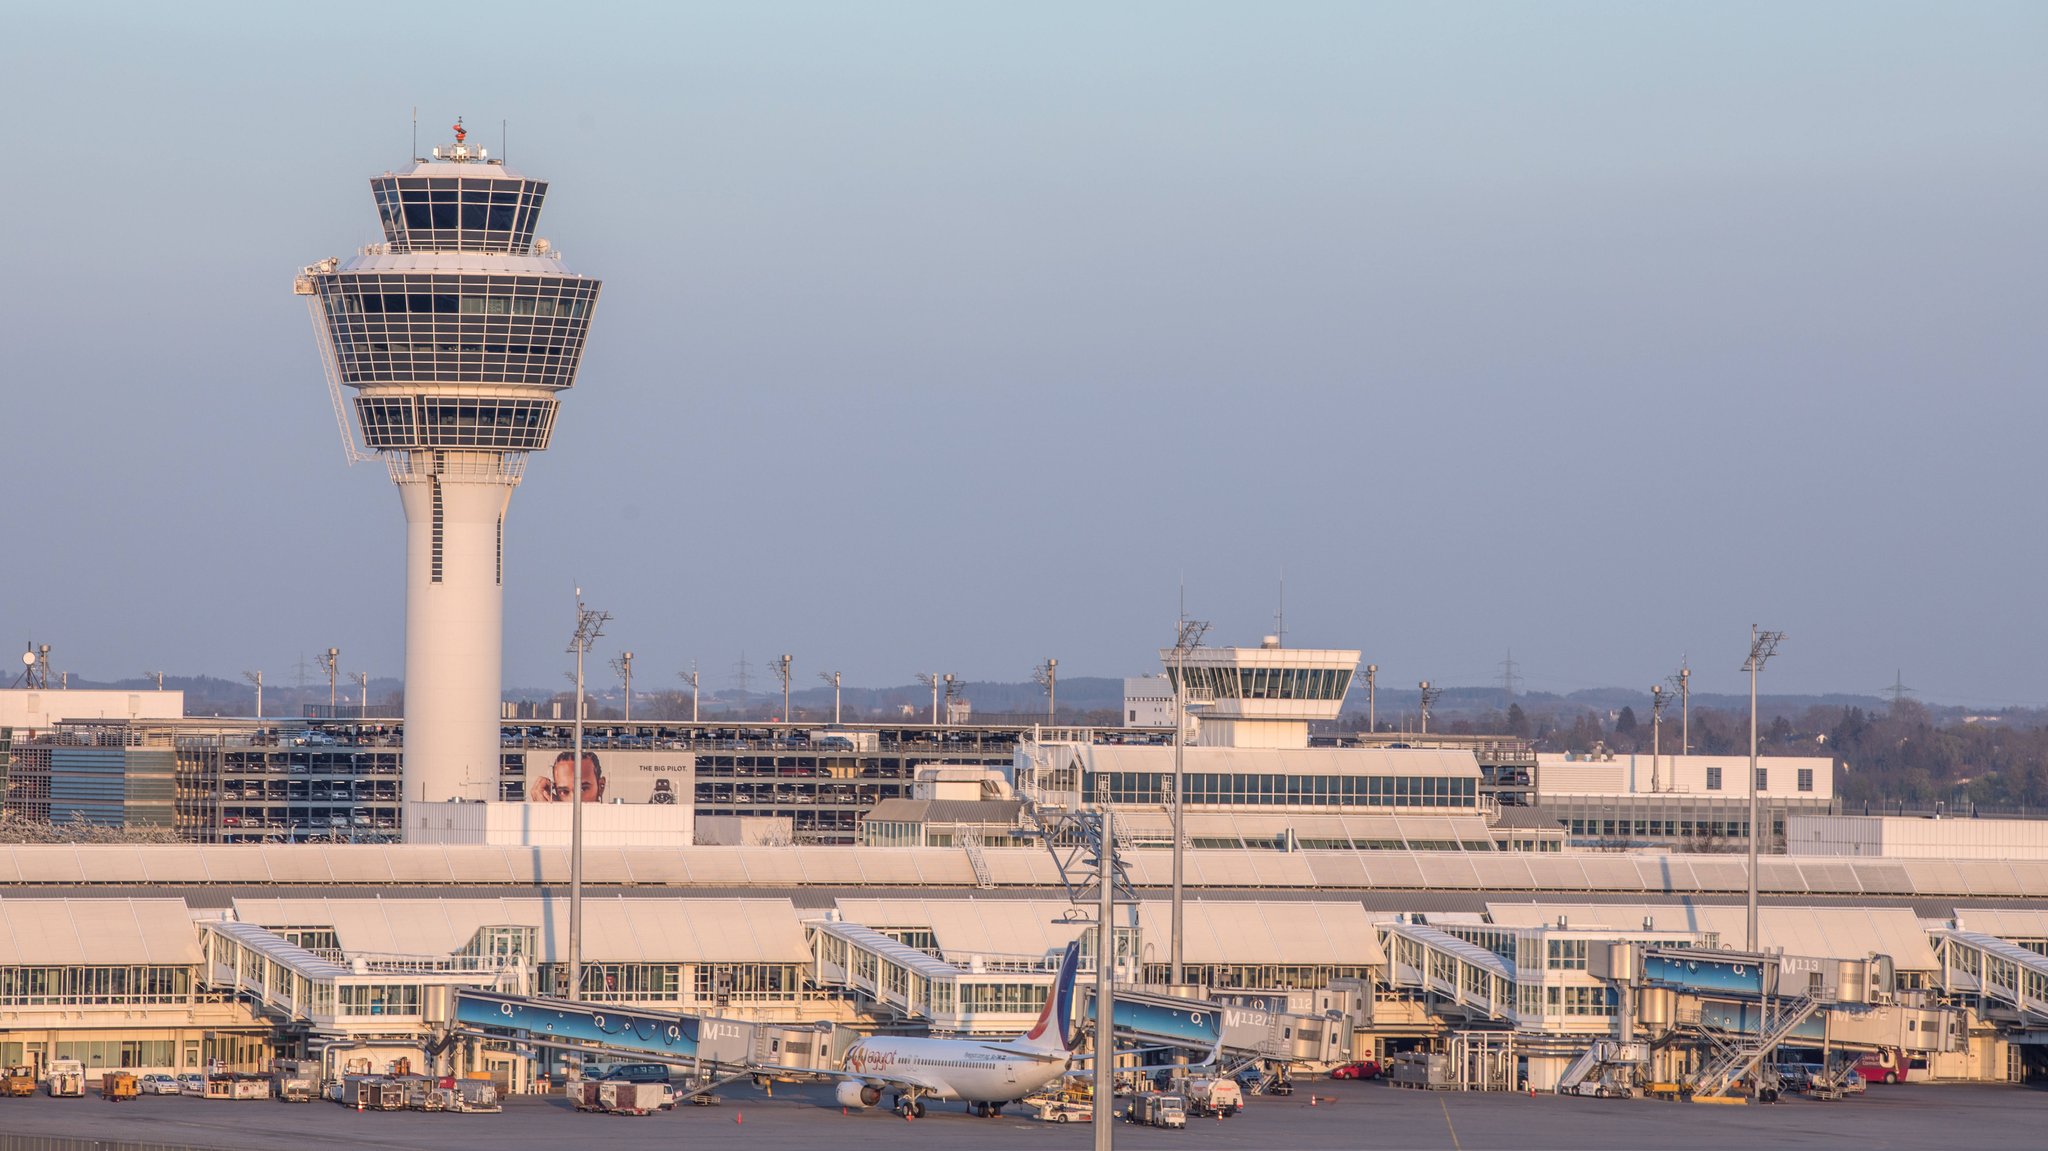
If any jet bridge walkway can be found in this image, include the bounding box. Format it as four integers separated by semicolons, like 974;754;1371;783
449;988;836;1085
1378;921;1516;1021
1935;929;2048;1025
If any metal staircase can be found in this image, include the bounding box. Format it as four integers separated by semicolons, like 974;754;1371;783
961;832;996;889
1684;996;1819;1099
1557;1038;1648;1097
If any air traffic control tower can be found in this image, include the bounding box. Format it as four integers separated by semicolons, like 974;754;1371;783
296;121;601;825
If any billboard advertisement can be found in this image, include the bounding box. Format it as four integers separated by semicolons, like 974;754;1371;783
519;749;694;806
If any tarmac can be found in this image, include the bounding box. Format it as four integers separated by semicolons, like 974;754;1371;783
0;1080;2042;1151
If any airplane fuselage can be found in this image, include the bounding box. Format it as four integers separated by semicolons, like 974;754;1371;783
843;1035;1068;1103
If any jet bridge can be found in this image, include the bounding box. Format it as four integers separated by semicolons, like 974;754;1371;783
1935;929;2048;1028
449;989;839;1082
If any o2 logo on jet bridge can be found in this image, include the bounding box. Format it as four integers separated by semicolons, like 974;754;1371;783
496;1000;688;1046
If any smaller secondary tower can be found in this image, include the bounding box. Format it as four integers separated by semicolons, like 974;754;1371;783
297;120;602;823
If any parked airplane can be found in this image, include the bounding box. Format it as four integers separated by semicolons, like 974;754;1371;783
833;940;1081;1118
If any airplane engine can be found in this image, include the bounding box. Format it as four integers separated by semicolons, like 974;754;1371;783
836;1080;882;1109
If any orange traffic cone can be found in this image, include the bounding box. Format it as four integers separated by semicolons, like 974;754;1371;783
736;1111;743;1124
1310;1095;1317;1107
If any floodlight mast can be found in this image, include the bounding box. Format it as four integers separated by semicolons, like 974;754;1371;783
1649;685;1669;792
611;651;634;722
566;590;610;1005
243;671;264;720
817;671;842;725
775;654;793;722
1743;626;1784;952
917;673;939;725
1365;663;1377;732
1418;680;1442;735
679;664;700;723
1093;808;1114;1149
322;648;340;715
1168;617;1208;986
1034;658;1058;722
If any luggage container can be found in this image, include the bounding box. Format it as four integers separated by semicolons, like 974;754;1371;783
450;1078;502;1113
597;1080;662;1116
2;1067;37;1097
341;1076;408;1111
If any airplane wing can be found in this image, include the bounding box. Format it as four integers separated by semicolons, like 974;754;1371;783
977;1045;1067;1063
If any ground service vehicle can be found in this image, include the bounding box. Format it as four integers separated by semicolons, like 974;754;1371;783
45;1060;85;1098
1330;1060;1380;1080
1855;1049;1924;1084
272;1060;319;1102
597;1063;677;1110
3;1067;39;1097
1028;1094;1093;1123
1127;1092;1187;1129
1179;1075;1242;1117
101;1072;139;1102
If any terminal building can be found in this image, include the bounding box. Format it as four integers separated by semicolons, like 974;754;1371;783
0;843;2046;1091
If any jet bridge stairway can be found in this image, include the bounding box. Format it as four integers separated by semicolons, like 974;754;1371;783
1683;995;1819;1100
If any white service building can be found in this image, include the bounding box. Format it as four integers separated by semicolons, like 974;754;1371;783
1787;813;2048;860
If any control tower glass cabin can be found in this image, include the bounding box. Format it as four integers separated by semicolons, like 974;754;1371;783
296;123;601;820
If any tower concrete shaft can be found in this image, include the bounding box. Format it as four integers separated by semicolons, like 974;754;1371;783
298;120;601;822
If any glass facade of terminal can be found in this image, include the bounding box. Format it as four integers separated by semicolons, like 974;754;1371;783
1086;770;1477;809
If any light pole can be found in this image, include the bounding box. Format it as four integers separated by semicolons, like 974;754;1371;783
775;654;793;723
243;671;263;721
1168;618;1208;986
355;672;369;719
1035;658;1058;722
1093;809;1115;1147
322;647;340;716
1678;664;1691;756
943;673;957;724
1649;684;1667;793
612;651;634;722
1365;663;1377;733
918;673;939;725
679;665;700;723
819;671;842;725
1743;626;1783;952
567;590;610;1004
1418;680;1441;735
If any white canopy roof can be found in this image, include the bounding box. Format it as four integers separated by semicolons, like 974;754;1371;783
829;898;1384;967
231;896;810;964
1483;902;1941;972
0;898;201;965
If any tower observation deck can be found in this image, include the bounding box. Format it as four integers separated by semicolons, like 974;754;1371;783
296;120;602;823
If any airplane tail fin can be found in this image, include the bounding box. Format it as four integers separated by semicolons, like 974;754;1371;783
1012;941;1082;1057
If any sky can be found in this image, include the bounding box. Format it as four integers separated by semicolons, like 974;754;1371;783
2;2;2044;706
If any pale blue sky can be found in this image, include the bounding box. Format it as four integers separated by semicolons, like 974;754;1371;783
2;2;2043;703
